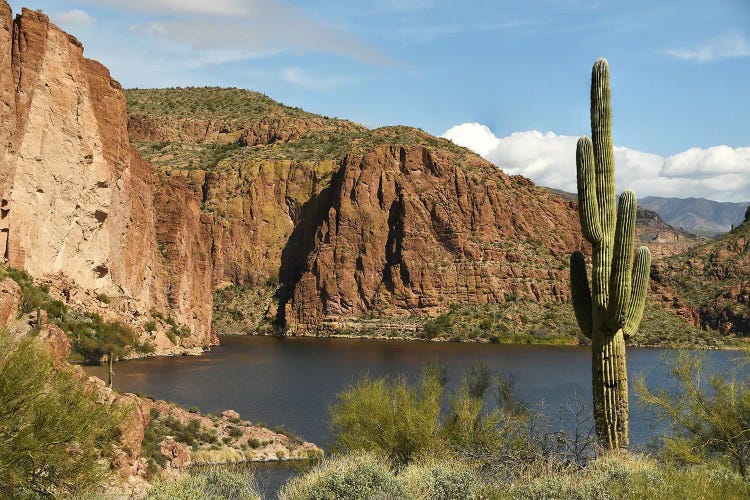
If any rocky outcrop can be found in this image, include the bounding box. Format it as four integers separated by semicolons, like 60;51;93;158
285;139;586;332
0;5;213;349
0;277;19;326
654;218;750;335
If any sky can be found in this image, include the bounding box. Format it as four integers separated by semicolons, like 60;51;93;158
6;0;750;202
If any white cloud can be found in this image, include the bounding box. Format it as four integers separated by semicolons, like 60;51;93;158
442;123;750;203
81;0;253;17
84;0;394;66
51;9;94;27
281;67;360;90
666;33;750;63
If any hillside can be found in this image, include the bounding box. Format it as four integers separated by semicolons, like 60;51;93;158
640;196;750;236
544;188;704;258
0;5;731;348
653;207;750;335
126;88;589;333
126;89;719;345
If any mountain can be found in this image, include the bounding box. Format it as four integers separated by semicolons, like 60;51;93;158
653;206;750;335
0;3;724;347
126;89;589;334
544;189;704;258
0;6;214;353
640;196;750;236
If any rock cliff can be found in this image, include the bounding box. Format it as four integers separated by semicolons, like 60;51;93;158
285;133;585;332
654;212;750;335
0;5;214;350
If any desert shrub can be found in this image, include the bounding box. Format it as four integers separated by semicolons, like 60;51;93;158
398;456;480;500
146;468;260;499
328;364;443;464
636;351;750;476
329;363;532;469
0;332;128;497
278;451;404;500
502;452;749;499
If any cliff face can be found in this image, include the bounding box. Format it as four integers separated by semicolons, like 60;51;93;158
654;212;750;335
0;5;214;348
285;133;586;332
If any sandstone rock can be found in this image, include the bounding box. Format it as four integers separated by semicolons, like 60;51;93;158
285;142;585;332
0;4;213;348
160;438;191;469
0;277;20;326
221;409;240;420
35;322;71;364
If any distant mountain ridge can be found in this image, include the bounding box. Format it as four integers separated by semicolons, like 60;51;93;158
544;188;704;258
640;196;750;236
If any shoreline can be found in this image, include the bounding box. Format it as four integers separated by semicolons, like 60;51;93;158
223;331;750;352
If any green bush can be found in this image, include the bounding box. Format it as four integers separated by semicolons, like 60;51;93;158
329;365;443;464
636;351;750;476
398;456;481;500
0;332;128;497
329;363;532;467
146;468;260;499
278;451;404;500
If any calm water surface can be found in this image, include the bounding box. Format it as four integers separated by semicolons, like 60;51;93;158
84;336;745;496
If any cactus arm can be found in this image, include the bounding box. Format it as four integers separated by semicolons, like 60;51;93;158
623;246;651;337
576;137;602;244
607;190;637;328
590;58;616;241
570;251;593;338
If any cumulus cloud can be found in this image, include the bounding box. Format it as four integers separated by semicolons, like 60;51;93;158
442;123;750;202
51;9;95;27
666;33;750;63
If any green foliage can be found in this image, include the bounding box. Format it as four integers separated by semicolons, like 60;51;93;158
420;301;580;344
278;451;405;500
636;352;750;476
499;452;749;500
328;365;443;465
212;284;279;335
0;332;128;497
96;292;111;304
0;265;152;363
146;468;260;499
398;456;481;500
328;364;532;468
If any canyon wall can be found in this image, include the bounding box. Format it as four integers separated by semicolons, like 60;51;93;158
0;5;214;348
284;139;586;331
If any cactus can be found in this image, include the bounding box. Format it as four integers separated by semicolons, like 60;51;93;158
571;58;651;450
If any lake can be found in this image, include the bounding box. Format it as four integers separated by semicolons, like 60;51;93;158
83;336;746;496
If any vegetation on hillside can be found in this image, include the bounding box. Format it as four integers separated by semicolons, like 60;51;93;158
658;219;750;332
0;265;152;363
126;87;319;121
0;331;128;497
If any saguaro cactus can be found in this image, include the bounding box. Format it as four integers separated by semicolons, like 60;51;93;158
571;58;651;450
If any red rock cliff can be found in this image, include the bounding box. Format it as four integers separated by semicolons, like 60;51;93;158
0;5;213;347
285;132;586;332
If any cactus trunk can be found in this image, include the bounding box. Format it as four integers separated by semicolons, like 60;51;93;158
571;59;651;450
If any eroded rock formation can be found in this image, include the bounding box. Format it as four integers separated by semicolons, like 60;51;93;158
0;5;214;349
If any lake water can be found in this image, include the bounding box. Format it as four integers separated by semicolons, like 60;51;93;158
83;336;746;496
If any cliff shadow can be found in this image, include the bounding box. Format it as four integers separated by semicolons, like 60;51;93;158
275;163;345;328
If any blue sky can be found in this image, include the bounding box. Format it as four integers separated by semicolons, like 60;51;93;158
7;0;750;201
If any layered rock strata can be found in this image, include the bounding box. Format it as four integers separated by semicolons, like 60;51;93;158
0;5;214;349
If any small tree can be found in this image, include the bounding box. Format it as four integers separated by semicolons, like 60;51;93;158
636;352;750;476
0;332;129;496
